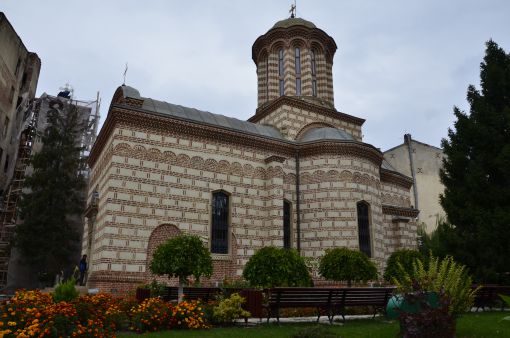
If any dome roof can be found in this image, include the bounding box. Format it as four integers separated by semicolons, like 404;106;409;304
300;127;355;142
272;17;316;29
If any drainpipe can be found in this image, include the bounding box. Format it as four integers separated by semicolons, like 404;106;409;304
295;150;301;254
404;134;419;210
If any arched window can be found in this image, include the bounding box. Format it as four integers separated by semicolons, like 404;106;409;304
211;191;229;254
311;49;317;97
357;201;371;257
283;200;291;249
266;57;270;101
295;47;301;96
278;49;285;96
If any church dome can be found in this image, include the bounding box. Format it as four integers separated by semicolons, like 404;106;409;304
271;17;316;29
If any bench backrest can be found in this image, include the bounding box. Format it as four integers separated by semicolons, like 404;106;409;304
266;288;337;307
340;287;395;307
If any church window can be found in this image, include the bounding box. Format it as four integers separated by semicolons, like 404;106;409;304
266;58;269;101
357;201;371;257
311;49;317;97
283;200;291;249
278;49;284;96
295;48;301;96
211;191;229;254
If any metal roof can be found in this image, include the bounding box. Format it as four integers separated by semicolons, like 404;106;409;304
300;127;355;142
138;96;283;140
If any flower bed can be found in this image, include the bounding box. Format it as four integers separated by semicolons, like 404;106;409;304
0;289;209;337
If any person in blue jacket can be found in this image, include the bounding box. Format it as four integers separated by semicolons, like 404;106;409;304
78;254;88;286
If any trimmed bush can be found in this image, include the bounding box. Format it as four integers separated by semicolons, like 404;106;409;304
243;247;312;288
319;247;378;286
213;293;251;323
384;249;423;282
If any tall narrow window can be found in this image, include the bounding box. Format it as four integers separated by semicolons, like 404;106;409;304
357;201;371;257
311;49;317;97
295;48;301;96
278;49;284;96
266;58;269;101
283;200;291;249
211;191;229;254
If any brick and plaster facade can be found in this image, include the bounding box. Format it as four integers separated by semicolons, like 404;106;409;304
84;17;419;293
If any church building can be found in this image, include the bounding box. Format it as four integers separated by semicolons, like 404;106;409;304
84;16;419;292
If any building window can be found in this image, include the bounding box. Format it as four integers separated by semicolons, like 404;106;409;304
9;87;15;103
14;58;21;75
357;201;371;257
278;49;284;96
311;49;317;97
266;58;269;101
4;154;9;173
295;48;301;96
211;191;229;254
283;200;291;249
2;117;9;138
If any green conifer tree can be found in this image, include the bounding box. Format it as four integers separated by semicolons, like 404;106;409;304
440;40;510;282
15;99;87;280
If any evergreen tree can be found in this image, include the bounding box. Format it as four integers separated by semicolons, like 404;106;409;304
15;99;87;280
440;40;510;282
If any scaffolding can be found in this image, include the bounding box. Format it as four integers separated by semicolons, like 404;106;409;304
0;92;100;290
0;99;39;290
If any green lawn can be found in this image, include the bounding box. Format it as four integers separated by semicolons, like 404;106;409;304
118;311;510;338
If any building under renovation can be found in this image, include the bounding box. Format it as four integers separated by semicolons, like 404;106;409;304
0;90;100;291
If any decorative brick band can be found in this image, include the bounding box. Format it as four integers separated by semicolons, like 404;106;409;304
382;205;419;218
380;168;413;189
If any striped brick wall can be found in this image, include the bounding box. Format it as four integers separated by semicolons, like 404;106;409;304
257;103;362;141
256;46;334;107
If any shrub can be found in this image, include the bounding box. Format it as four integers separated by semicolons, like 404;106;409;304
213;293;250;323
394;255;478;315
145;279;168;298
319;247;378;286
129;297;172;333
384;249;423;282
172;300;209;329
53;277;79;303
392;255;480;337
243;247;313;287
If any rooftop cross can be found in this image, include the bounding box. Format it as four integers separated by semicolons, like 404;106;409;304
289;1;296;18
123;63;128;85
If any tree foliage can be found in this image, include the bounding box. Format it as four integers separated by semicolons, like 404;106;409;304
242;247;312;288
15;100;87;278
319;247;377;286
149;234;212;284
440;40;510;282
383;249;423;282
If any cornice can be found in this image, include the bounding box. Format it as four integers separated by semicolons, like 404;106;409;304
252;25;337;63
248;95;365;126
298;141;383;167
382;205;420;218
380;168;413;189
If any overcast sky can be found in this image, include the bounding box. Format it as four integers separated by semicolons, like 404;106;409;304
3;0;509;150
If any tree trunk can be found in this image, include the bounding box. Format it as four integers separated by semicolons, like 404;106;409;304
178;277;186;303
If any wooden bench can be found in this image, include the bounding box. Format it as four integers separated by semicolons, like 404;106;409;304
334;287;395;321
263;287;396;323
162;287;221;302
264;287;338;323
474;285;510;311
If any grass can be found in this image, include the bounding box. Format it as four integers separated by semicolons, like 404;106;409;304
117;311;510;338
